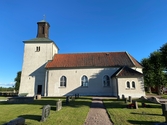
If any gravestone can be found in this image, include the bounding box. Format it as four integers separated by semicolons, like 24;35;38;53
72;96;75;101
75;93;79;98
66;96;70;104
125;98;128;103
41;105;51;122
164;111;167;122
133;101;138;109
122;94;125;99
56;100;62;111
6;117;25;125
117;95;120;100
162;104;167;116
129;96;132;103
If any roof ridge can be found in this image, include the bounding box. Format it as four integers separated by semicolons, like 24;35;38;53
125;52;136;67
58;51;127;55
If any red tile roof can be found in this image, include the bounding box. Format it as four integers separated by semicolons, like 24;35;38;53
45;52;142;69
111;66;143;77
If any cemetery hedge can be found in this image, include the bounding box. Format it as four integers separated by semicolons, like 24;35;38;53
103;98;165;125
0;97;91;125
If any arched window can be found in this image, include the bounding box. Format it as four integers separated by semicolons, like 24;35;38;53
81;75;88;87
60;76;66;87
126;81;130;89
103;75;110;87
132;81;135;88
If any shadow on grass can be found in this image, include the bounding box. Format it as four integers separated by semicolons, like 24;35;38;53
131;112;162;116
19;115;41;122
128;120;160;125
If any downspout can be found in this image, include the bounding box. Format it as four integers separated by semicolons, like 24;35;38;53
116;77;119;97
44;69;48;97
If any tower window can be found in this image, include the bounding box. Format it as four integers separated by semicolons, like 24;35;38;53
36;46;40;52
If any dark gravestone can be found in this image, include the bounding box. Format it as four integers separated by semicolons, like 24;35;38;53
56;100;62;111
6;117;25;125
162;104;167;116
142;102;146;107
125;98;128;103
41;105;51;122
122;94;125;99
164;111;167;122
66;96;70;104
129;96;132;103
75;93;79;99
117;95;120;100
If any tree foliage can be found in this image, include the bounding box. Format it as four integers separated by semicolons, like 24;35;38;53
141;43;167;94
160;43;167;68
149;51;167;94
14;71;21;91
141;58;154;93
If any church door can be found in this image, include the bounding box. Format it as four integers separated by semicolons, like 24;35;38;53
37;85;42;94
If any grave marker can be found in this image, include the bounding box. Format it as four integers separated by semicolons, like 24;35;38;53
56;100;62;111
41;105;51;122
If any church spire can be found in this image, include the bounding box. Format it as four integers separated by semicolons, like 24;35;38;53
36;17;50;38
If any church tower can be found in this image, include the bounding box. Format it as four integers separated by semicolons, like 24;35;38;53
19;20;59;96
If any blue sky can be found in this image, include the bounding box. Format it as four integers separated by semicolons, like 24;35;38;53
1;0;167;87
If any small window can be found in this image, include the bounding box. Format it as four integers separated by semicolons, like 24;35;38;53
103;75;110;87
126;81;130;89
36;46;40;52
132;81;135;88
81;75;88;87
60;76;66;87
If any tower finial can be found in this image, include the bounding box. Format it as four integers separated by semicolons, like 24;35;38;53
43;14;46;20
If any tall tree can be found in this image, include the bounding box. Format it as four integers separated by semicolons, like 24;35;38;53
14;71;21;91
149;51;166;95
141;58;154;93
160;43;167;68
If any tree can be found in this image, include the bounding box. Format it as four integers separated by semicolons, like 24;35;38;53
141;58;154;93
160;43;167;68
149;51;167;95
14;71;21;91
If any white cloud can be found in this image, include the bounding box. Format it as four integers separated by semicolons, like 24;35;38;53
0;82;15;87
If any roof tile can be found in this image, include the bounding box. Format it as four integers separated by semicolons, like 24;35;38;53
45;52;142;69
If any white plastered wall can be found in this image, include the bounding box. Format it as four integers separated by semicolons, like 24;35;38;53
19;42;58;96
117;77;145;98
46;67;119;96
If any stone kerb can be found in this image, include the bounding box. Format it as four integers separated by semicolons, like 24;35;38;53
7;97;34;104
56;100;62;111
140;96;147;100
148;97;161;104
41;105;51;122
5;117;25;125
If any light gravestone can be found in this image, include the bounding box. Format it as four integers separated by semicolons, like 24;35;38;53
41;105;51;122
56;100;62;111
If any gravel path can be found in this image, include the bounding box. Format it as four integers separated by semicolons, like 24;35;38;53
84;97;113;125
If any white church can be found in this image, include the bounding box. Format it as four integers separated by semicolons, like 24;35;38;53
19;20;145;98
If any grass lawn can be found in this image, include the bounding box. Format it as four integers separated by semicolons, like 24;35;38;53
0;97;92;125
103;98;165;125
